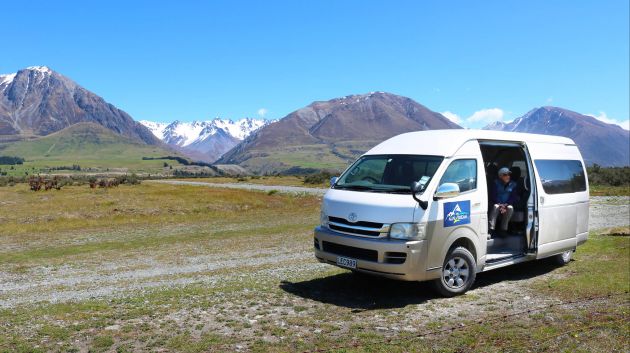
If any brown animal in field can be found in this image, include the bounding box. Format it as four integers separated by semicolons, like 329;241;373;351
53;176;62;190
44;177;61;191
28;176;43;191
97;179;120;188
89;180;97;189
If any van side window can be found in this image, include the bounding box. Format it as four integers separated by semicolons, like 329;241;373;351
440;159;477;192
534;160;586;194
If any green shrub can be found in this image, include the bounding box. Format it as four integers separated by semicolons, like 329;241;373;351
303;171;334;185
587;165;630;186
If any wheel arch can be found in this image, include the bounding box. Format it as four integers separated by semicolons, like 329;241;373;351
440;227;481;268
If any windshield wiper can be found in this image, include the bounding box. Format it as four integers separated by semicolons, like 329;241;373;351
385;187;412;194
334;184;378;191
335;184;412;193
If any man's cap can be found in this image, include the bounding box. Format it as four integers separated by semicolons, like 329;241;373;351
498;167;511;176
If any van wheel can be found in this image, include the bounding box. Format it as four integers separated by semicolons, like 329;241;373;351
433;247;477;297
554;250;573;265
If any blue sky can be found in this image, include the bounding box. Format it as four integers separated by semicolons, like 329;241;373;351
2;0;628;129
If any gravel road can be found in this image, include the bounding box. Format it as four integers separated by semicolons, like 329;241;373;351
148;180;328;195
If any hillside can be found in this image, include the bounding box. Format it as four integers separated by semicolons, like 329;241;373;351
0;122;180;173
218;92;461;173
0;66;159;144
483;106;629;166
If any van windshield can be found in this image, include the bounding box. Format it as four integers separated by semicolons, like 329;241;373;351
334;155;444;193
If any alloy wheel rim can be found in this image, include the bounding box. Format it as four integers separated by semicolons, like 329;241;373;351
562;251;571;262
443;256;470;289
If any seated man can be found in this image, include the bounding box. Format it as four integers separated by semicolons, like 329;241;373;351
489;167;520;235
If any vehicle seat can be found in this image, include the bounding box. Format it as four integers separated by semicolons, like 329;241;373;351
509;166;526;223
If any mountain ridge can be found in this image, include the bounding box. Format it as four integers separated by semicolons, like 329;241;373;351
483;106;629;166
0;66;159;145
218;92;461;172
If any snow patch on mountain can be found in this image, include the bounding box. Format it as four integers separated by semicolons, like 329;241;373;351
140;118;270;147
0;73;16;86
26;66;52;73
138;120;168;140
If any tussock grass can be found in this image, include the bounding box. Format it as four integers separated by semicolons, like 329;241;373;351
0;183;628;352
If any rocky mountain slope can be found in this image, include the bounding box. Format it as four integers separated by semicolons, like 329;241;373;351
483;106;629;166
140;118;269;162
0;66;159;144
218;92;461;172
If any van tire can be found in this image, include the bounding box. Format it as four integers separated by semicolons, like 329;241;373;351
553;250;573;265
432;247;477;297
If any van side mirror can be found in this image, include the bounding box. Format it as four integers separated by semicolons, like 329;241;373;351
410;181;428;210
330;176;339;188
434;183;460;199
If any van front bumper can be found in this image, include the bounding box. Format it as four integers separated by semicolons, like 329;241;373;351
313;226;433;281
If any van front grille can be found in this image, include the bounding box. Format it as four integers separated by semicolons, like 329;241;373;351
322;241;378;262
328;216;383;229
329;224;381;237
327;216;388;238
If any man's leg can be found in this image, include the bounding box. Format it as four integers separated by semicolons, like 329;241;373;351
489;204;501;231
500;205;514;231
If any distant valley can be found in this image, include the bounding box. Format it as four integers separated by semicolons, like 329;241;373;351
140;118;271;163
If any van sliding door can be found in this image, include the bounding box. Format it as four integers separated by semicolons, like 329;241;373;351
528;143;586;258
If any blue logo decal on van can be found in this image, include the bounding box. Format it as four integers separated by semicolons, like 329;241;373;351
444;201;471;227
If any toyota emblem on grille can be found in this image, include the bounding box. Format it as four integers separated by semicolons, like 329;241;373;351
348;212;358;223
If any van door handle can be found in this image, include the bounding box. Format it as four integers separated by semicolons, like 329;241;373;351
473;202;480;206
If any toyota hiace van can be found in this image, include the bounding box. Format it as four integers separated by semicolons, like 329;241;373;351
313;130;589;296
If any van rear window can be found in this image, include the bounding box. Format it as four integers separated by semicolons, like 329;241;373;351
534;160;586;194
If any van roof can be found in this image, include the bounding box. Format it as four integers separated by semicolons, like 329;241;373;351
365;129;576;157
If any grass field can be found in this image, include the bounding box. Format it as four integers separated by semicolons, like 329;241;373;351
233;141;379;173
0;123;183;176
0;183;628;352
589;184;630;196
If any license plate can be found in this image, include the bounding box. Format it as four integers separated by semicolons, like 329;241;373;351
336;256;357;269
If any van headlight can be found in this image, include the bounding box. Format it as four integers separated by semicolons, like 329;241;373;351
389;223;426;240
320;210;329;227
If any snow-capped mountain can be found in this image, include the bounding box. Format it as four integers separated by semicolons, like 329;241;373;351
140;118;272;162
0;66;159;144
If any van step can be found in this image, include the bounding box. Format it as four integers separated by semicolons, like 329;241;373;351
487;234;526;254
486;253;519;262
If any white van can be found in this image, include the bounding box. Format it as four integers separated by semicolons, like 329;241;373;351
313;130;589;296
